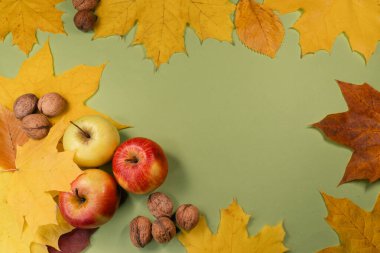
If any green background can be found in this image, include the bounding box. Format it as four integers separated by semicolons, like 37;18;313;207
1;1;380;252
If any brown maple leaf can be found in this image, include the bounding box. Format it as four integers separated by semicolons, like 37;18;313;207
0;104;28;171
313;80;380;185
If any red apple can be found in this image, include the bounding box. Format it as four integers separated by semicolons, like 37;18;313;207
112;137;168;194
59;169;119;229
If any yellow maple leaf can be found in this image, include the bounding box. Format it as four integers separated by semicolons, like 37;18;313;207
0;120;82;252
318;192;380;252
235;0;284;58
0;0;65;54
0;163;73;253
94;0;235;68
0;41;127;134
178;199;287;253
0;104;29;171
264;0;380;61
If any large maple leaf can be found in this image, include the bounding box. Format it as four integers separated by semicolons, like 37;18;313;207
0;41;127;135
94;0;235;68
0;104;28;171
178;199;287;253
318;192;380;252
0;0;65;54
235;0;284;58
0;121;79;253
6;121;82;235
314;81;380;185
2;120;82;244
264;0;380;61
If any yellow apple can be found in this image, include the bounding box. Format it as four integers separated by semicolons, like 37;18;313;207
63;115;120;167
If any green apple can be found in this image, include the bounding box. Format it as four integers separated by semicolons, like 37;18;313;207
63;115;120;167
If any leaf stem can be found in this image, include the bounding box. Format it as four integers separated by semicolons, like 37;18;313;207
0;168;18;172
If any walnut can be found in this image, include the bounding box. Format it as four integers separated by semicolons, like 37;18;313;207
129;216;152;248
147;192;173;218
22;114;51;139
74;10;97;32
72;0;99;11
38;92;67;117
175;204;199;231
13;93;38;119
152;217;176;243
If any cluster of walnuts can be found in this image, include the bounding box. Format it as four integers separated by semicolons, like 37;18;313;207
72;0;99;32
130;192;200;248
13;93;67;139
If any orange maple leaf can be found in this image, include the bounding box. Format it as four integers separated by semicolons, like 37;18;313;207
313;81;380;184
319;192;380;252
0;105;28;171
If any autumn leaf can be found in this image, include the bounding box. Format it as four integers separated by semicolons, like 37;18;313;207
264;0;380;61
235;0;284;58
0;0;65;54
47;228;97;253
0;104;28;171
0;171;74;253
0;40;127;138
7;120;82;234
94;0;235;68
318;192;380;252
178;199;287;253
313;81;380;185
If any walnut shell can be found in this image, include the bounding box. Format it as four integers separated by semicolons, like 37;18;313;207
175;204;199;231
152;217;176;244
22;114;51;139
129;216;152;248
74;10;97;32
72;0;98;10
13;93;38;119
38;93;67;117
147;192;173;218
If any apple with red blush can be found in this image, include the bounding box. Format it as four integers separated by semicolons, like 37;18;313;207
58;169;119;229
112;137;168;194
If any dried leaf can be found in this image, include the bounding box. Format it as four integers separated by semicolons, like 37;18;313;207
178;199;287;253
6;121;82;235
264;0;380;61
0;0;65;54
313;81;380;184
235;0;284;58
318;192;380;252
0;104;28;171
0;41;128;137
47;228;97;253
94;0;235;68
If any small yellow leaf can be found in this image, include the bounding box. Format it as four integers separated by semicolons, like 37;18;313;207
0;104;29;171
94;0;235;68
0;0;66;54
235;0;284;58
0;41;128;135
264;0;380;61
178;199;287;253
318;192;380;252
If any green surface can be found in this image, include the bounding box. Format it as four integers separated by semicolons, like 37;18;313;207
1;1;380;252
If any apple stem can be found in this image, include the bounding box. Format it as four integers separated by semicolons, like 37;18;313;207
70;121;91;139
75;188;86;203
125;157;139;164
